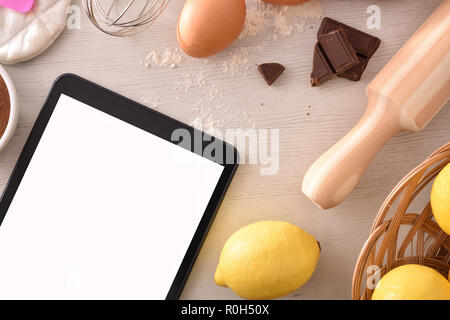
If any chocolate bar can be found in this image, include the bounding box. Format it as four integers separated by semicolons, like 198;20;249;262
311;17;381;85
317;29;359;75
318;17;381;59
311;44;334;87
339;55;368;81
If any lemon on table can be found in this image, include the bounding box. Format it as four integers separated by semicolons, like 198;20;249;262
431;163;450;235
214;221;320;300
372;264;450;300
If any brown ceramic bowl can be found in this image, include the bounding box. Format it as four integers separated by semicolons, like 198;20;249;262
0;65;18;152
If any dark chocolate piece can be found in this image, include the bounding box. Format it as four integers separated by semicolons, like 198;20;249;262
317;17;380;82
258;63;285;86
310;44;334;86
318;17;381;59
339;55;368;81
318;29;359;74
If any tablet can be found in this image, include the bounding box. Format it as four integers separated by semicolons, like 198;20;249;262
0;74;238;300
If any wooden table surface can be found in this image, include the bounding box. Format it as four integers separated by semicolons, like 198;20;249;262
0;0;448;299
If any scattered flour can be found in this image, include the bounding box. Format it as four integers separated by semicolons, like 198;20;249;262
141;47;184;68
239;0;323;39
222;47;251;76
135;91;162;110
239;5;267;39
190;116;222;136
140;0;322;127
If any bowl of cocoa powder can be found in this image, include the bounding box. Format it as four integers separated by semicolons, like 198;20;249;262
0;65;18;152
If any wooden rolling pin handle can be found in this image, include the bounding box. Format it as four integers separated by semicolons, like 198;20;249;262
302;96;402;209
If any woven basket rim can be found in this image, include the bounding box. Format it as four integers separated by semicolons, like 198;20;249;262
352;142;450;300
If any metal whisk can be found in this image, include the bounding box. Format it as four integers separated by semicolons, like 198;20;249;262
83;0;170;37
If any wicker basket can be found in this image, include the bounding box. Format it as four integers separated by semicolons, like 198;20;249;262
352;142;450;300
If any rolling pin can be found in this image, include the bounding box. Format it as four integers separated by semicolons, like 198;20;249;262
302;0;450;209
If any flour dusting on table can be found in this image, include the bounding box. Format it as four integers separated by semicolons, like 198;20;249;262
140;0;322;129
240;0;323;39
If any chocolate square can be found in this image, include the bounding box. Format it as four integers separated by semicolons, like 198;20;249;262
311;43;334;86
318;17;381;59
318;29;359;75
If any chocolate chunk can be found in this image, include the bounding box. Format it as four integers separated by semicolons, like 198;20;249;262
0;76;10;140
318;17;381;59
339;55;368;81
318;29;359;74
258;63;285;86
315;17;381;82
311;44;334;86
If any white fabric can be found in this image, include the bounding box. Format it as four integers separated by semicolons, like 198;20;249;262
0;0;71;64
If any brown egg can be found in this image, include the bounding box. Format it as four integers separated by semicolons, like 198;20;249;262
177;0;246;58
262;0;309;5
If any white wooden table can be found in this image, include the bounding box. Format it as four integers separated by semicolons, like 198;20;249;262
1;0;448;300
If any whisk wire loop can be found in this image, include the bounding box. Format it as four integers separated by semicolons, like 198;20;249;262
83;0;169;37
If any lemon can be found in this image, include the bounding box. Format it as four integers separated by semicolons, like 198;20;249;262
372;264;450;300
214;221;320;300
431;163;450;235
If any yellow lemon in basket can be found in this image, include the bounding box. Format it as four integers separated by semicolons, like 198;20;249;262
372;264;450;300
214;221;320;300
431;163;450;235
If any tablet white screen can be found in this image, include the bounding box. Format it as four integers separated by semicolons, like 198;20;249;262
0;94;224;299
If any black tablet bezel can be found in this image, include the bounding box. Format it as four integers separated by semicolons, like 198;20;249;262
0;74;238;300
